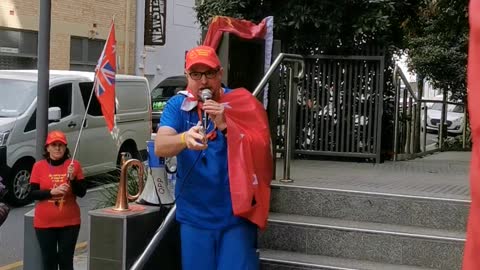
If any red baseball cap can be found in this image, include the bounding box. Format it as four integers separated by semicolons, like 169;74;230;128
185;45;221;70
45;130;67;146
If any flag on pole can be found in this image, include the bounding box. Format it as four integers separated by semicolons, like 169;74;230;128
94;21;116;132
203;16;268;50
202;16;273;107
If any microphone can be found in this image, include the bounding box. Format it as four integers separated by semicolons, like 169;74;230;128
200;89;212;131
200;89;212;101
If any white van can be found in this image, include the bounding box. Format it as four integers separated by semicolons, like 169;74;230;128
0;70;151;205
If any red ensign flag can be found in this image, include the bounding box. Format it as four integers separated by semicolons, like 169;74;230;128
94;21;116;132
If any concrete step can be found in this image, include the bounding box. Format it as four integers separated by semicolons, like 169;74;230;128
270;184;469;231
260;249;436;270
259;213;465;270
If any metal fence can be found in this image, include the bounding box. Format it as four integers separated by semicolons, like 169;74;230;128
392;65;467;160
275;55;385;163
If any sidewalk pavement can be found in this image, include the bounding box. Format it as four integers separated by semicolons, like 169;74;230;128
73;245;87;270
275;151;471;200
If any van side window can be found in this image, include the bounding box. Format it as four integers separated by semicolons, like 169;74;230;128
25;84;72;132
50;83;72;118
79;82;102;116
24;110;36;132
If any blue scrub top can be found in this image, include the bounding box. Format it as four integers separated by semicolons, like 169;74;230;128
159;88;242;229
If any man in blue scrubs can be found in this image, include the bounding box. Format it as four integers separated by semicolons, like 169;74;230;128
154;45;259;270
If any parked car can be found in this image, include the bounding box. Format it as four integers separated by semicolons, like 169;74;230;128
0;70;151;206
425;102;465;134
151;75;187;132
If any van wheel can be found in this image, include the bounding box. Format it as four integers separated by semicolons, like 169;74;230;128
110;144;140;178
116;145;140;166
5;161;34;206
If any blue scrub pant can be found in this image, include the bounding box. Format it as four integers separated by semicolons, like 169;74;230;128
180;221;259;270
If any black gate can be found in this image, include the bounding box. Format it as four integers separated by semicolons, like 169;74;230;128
276;55;385;162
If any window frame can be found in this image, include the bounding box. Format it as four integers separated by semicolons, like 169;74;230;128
70;36;105;71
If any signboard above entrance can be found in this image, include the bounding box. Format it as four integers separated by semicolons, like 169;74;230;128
145;0;166;46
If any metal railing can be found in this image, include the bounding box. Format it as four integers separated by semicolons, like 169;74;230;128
281;55;385;163
392;65;467;161
130;53;304;270
255;53;305;182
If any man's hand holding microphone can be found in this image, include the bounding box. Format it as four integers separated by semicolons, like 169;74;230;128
181;89;227;151
182;123;208;151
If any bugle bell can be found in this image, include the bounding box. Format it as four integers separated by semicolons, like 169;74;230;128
112;153;145;211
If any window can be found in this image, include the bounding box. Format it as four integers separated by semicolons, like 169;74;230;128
24;110;36;132
452;105;464;113
151;86;177;100
79;82;103;116
0;28;38;69
70;37;105;71
0;79;36;117
50;84;72;118
431;103;465;113
24;83;72;132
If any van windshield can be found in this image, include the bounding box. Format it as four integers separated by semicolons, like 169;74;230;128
0;79;37;117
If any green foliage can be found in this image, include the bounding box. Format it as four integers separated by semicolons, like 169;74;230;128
195;0;419;55
195;0;470;156
196;0;249;27
443;133;472;151
195;0;468;97
404;0;469;100
91;167;144;210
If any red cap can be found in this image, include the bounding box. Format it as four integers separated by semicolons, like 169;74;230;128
185;45;221;70
45;130;67;146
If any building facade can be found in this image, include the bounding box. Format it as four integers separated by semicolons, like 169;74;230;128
0;0;201;85
0;0;136;74
136;0;200;87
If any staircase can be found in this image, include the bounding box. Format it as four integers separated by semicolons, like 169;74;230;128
259;183;468;270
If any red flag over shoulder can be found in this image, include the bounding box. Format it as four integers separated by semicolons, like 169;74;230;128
464;1;480;269
203;16;267;49
220;88;273;230
94;21;116;132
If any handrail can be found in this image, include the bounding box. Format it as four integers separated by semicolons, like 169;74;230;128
130;53;304;269
392;64;467;160
421;99;464;106
393;65;464;106
253;53;305;97
393;64;425;160
253;53;304;182
393;65;420;102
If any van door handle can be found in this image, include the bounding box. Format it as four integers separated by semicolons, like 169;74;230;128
68;121;77;128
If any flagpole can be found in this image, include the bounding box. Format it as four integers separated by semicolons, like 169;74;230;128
70;19;115;166
70;83;97;163
59;73;96;211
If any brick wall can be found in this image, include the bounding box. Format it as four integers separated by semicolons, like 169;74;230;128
0;0;136;74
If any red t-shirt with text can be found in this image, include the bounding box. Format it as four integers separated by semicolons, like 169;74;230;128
30;159;84;228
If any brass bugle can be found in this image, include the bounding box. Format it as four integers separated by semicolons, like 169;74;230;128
112;153;145;211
